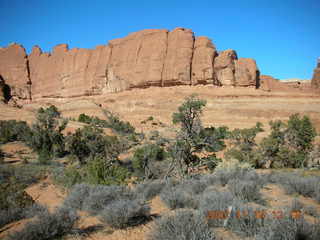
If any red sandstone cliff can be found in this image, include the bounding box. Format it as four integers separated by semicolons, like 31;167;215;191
1;27;312;102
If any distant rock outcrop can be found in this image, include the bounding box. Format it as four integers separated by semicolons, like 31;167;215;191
6;27;315;102
311;58;320;90
0;44;31;101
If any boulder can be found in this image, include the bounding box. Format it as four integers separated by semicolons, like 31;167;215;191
234;58;259;87
214;49;238;86
191;37;217;85
0;43;31;100
162;27;195;86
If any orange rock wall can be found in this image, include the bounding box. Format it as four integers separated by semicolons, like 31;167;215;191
0;28;263;101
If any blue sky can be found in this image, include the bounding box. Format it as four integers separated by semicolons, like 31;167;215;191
1;0;319;80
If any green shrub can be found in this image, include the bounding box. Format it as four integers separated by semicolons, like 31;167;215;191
103;110;135;135
85;156;130;185
257;115;317;168
78;113;92;124
0;120;31;144
132;144;166;178
25;105;67;163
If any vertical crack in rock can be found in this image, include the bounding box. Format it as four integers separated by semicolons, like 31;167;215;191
190;34;195;85
161;31;169;87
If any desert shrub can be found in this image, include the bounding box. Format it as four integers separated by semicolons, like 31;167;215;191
0;148;4;163
257;115;317;168
66;125;123;164
0;207;25;229
81;185;136;215
225;122;263;165
78;113;92;124
103;110;135;135
307;144;320;168
0;203;46;229
63;183;92;210
147;209;215;240
51;165;83;189
25;105;68;163
0;164;48;228
0;120;31;144
160;185;199;210
199;190;235;227
211;161;264;186
132;144;167;179
99;199;150;229
286;114;317;153
170;95;228;177
85;156;130;185
178;178;208;195
201;174;221;187
256;214;320;240
228;179;263;203
226;202;266;237
277;173;319;198
134;180;166;200
7;206;78;240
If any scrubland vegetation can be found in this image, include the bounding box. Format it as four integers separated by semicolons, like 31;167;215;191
1;94;320;239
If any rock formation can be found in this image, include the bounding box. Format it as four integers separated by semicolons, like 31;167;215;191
234;58;259;87
0;28;269;102
311;58;320;90
214;49;238;86
191;36;217;85
0;43;31;101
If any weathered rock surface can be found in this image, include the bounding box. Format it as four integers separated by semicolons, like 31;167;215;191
0;44;31;101
234;58;259;87
29;44;112;99
214;49;238;86
0;75;4;102
311;58;320;90
162;27;195;86
107;29;167;91
3;28;316;102
191;37;217;85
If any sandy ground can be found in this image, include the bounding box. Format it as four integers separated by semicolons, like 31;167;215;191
1;86;320;239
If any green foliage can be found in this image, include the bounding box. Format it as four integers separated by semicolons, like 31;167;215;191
86;156;130;185
26;105;67;163
66;125;124;165
103;110;136;135
198;126;229;152
132;144;168;179
225;122;263;166
0;120;31;144
172;94;206;139
257;114;317;168
169;95;228;177
0;164;46;228
78;113;92;124
286;113;317;152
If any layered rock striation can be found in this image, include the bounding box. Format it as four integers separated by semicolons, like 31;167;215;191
0;27;262;101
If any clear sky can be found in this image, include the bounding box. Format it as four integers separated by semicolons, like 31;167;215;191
1;0;319;80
